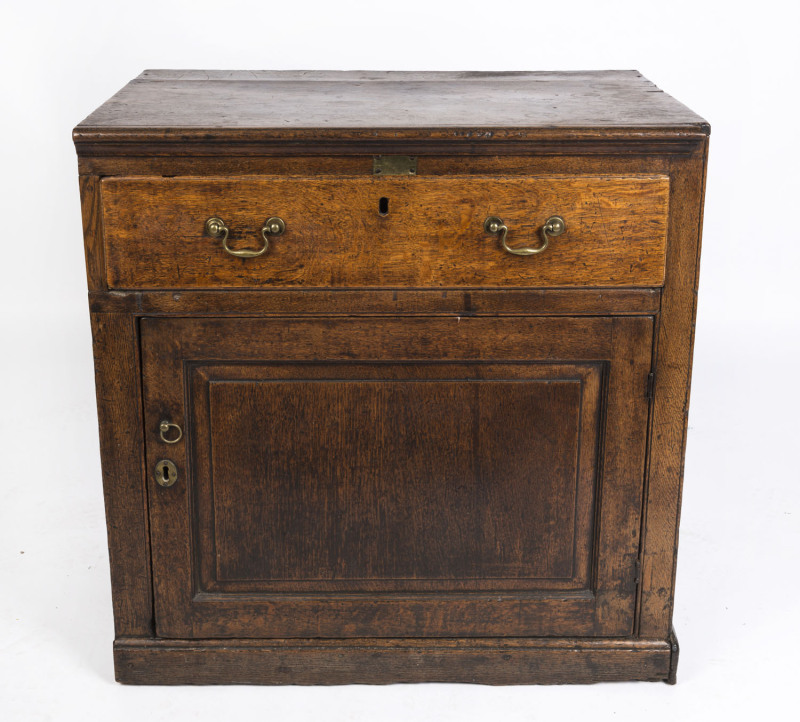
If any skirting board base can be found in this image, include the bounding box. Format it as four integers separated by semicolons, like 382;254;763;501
114;634;679;685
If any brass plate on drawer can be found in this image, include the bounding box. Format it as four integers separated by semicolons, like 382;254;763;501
373;156;417;175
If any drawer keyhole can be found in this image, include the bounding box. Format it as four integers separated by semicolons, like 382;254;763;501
378;197;389;216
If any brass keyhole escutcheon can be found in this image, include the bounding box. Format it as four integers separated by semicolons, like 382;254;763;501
154;459;178;488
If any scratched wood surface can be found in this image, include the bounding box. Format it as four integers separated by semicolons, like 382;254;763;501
88;287;661;316
113;637;674;685
193;363;599;593
89;313;152;637
140;315;651;639
637;145;709;638
74;70;708;145
102;174;669;289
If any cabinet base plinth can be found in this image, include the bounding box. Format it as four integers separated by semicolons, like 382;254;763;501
114;635;677;685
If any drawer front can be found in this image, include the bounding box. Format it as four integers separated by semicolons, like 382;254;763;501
102;174;669;289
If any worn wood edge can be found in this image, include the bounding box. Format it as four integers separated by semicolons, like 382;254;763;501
73;125;709;143
113;637;673;685
667;627;680;685
88;289;662;316
75;151;685;176
79;175;107;291
74;138;705;159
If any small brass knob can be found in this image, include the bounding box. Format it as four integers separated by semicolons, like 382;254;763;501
485;219;504;234
205;217;227;238
263;217;286;236
544;216;566;237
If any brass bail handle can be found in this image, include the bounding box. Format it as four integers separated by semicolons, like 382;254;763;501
159;420;183;444
205;216;286;258
484;215;566;256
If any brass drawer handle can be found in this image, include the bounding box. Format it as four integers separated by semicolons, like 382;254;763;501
159;420;183;444
484;215;566;256
205;216;285;258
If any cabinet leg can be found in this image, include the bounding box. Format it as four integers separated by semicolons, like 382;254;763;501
666;627;680;684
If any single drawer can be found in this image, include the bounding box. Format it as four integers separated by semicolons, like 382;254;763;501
101;174;670;289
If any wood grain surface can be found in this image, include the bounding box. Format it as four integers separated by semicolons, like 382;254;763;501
102;174;669;289
114;636;674;685
74;70;708;145
193;363;599;593
89;313;152;636
140;315;651;639
88;287;661;317
637;144;709;638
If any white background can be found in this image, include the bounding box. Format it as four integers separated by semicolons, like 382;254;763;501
1;1;798;720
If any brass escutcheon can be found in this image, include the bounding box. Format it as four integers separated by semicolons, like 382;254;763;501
154;459;178;488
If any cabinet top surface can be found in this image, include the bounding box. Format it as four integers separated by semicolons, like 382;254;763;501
74;70;708;144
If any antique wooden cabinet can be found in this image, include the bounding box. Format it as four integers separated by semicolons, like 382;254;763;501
74;70;708;684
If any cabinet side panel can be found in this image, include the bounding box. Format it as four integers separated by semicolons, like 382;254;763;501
90;312;153;636
638;141;708;637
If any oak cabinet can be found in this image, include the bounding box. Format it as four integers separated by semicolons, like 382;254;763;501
75;70;708;684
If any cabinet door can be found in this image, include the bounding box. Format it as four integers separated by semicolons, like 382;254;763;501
141;316;652;638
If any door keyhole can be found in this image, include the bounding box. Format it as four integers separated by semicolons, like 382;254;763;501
154;459;178;487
